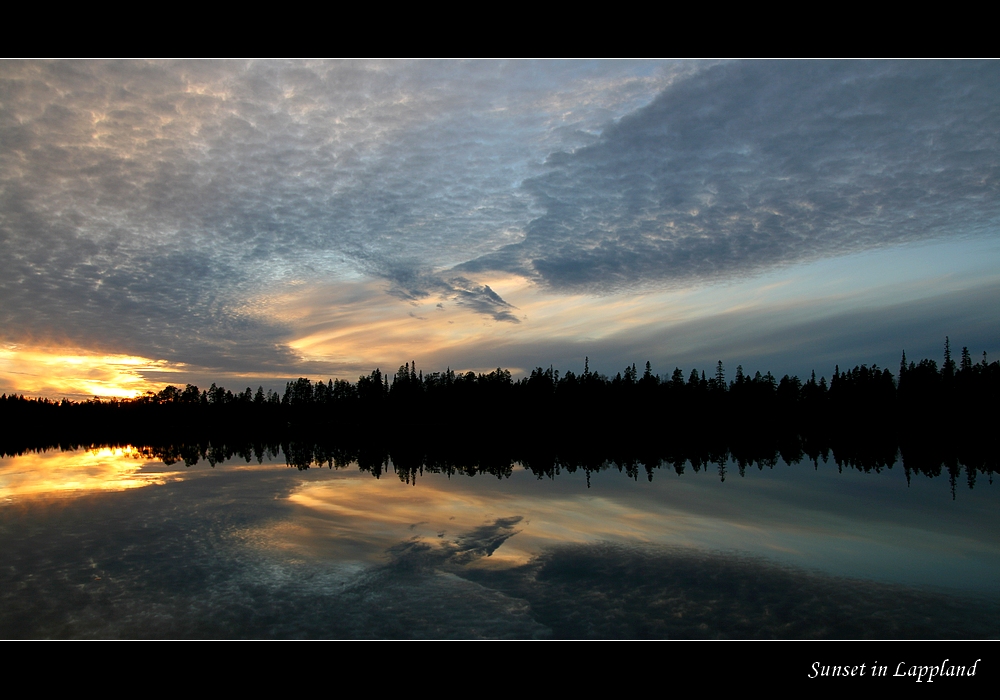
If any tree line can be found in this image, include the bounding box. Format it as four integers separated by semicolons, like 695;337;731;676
2;338;997;460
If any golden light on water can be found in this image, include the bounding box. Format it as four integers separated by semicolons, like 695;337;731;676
0;447;184;501
276;470;715;567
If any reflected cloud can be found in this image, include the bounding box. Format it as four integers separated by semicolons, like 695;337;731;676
266;468;1000;638
475;542;1000;639
0;448;996;638
276;464;1000;594
279;469;787;568
0;446;184;500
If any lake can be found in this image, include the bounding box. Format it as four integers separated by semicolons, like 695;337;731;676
1;445;997;639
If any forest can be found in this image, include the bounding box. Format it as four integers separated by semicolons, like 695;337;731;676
2;338;997;491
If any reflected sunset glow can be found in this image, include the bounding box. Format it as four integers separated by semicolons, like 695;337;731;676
0;447;184;501
279;470;722;567
2;62;999;640
264;463;1000;593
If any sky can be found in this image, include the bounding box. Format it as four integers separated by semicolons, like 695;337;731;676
1;60;999;399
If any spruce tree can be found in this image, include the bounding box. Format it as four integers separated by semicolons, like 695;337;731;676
943;337;955;379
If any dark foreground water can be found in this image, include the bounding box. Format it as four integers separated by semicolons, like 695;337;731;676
1;447;998;639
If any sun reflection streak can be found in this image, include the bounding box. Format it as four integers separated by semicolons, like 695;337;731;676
0;447;184;501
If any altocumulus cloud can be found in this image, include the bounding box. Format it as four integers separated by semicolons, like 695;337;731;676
0;60;672;372
2;61;998;377
463;61;1000;291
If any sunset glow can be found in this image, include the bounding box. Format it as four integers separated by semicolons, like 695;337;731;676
280;471;723;567
0;446;183;500
2;61;998;396
3;60;999;643
0;345;184;400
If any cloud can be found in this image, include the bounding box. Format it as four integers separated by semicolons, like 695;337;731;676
0;60;674;371
385;270;519;322
400;276;1000;384
445;278;520;323
462;61;1000;291
4;61;999;383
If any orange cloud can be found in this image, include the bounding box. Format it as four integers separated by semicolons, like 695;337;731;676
270;469;712;568
0;446;185;501
0;344;185;400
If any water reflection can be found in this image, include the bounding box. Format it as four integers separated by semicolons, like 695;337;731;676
282;464;1000;593
280;472;715;570
0;446;186;501
0;446;997;638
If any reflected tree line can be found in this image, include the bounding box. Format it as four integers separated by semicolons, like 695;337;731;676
2;338;996;495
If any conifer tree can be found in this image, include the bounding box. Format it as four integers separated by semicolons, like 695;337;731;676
943;337;955;379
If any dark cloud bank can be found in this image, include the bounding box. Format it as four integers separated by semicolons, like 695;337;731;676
464;61;1000;292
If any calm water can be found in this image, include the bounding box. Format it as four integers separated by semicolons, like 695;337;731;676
1;447;997;638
